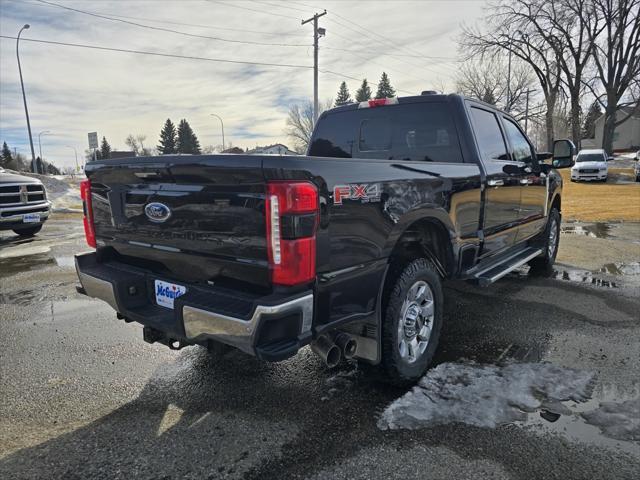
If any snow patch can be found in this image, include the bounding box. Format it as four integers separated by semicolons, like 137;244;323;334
378;362;595;430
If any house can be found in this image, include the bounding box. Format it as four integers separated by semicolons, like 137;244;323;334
583;106;640;151
247;143;298;155
221;147;245;154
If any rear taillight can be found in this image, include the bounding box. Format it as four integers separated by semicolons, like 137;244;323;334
265;182;318;286
80;179;96;248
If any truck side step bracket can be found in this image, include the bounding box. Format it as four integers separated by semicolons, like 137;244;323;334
471;247;543;286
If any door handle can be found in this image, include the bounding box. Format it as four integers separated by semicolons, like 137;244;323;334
487;179;504;187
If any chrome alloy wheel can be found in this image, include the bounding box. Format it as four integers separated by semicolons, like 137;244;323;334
397;280;435;364
548;216;559;258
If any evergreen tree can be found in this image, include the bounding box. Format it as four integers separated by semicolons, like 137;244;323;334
100;136;111;159
355;79;372;102
190;131;201;154
158;118;178;154
581;101;602;139
176;119;201;154
334;81;352;106
375;72;396;99
35;156;43;174
1;141;12;167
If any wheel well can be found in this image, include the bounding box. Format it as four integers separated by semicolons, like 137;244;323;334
388;218;453;279
551;194;561;213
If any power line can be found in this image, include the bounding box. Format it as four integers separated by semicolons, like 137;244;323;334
208;0;302;21
0;35;410;93
241;1;430;90
36;0;310;48
289;1;458;74
0;35;314;69
15;0;308;38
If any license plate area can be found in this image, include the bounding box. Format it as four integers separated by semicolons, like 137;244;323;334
154;279;187;309
23;213;40;223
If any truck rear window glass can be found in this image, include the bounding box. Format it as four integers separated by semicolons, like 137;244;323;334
309;102;464;163
470;107;509;161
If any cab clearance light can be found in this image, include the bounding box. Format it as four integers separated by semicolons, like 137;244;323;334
358;97;399;109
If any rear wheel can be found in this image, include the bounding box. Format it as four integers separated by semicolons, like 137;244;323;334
380;258;443;384
529;208;560;274
13;225;42;237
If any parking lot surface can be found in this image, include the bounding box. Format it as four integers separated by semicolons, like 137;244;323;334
1;216;639;479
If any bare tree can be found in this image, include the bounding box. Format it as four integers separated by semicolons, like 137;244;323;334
490;1;602;149
284;99;332;153
461;5;565;150
125;134;153;156
455;56;537;119
581;0;640;154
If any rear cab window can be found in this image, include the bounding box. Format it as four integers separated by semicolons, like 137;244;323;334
309;100;466;163
469;107;510;162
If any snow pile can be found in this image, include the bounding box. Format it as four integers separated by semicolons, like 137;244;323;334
582;400;640;442
378;362;595;430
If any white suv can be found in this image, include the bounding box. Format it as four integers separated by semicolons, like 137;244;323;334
571;149;609;182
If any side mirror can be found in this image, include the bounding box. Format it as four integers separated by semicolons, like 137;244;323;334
537;152;553;161
607;156;614;162
551;139;575;169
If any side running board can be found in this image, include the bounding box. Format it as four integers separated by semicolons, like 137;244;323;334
472;247;544;287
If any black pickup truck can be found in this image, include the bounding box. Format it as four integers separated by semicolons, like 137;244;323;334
75;93;574;382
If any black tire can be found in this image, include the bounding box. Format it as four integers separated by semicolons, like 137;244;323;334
380;258;443;384
529;208;560;274
13;225;42;237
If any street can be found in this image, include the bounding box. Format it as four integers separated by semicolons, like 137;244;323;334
0;215;638;479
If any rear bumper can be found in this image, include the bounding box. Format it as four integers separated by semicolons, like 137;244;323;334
75;251;314;361
0;201;51;229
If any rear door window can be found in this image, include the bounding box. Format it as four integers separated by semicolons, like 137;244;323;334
309;101;465;163
469;107;510;162
502;117;534;163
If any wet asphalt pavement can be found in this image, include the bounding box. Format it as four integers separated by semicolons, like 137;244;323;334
1;215;639;479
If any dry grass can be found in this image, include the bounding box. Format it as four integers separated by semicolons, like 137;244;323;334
559;168;640;221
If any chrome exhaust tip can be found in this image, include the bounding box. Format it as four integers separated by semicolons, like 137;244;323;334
311;335;341;368
333;332;357;359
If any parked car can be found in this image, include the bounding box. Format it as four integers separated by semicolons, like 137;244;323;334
570;149;610;182
75;93;573;383
0;169;51;236
635;150;640;182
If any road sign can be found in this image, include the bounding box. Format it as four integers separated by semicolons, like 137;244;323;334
88;132;98;149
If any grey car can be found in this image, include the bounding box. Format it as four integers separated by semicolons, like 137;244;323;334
0;169;51;236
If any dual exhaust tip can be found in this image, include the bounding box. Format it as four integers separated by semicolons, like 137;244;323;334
311;332;357;368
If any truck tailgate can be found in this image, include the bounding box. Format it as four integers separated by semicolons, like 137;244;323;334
85;155;269;286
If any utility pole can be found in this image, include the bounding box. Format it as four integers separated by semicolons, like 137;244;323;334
302;10;327;124
16;24;37;173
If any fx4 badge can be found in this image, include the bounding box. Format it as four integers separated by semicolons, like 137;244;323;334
333;183;381;205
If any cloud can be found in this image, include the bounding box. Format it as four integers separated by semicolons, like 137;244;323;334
0;0;481;169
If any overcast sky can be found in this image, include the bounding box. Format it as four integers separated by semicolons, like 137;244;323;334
0;0;486;169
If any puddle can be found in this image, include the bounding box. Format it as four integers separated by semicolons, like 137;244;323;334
552;266;619;288
378;361;640;455
526;385;640;455
561;223;614;239
0;289;42;306
600;262;640;276
0;254;55;277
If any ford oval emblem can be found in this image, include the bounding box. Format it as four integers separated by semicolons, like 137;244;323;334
144;202;171;223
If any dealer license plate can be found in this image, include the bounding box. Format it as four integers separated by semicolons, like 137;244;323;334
23;213;41;223
154;280;187;309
